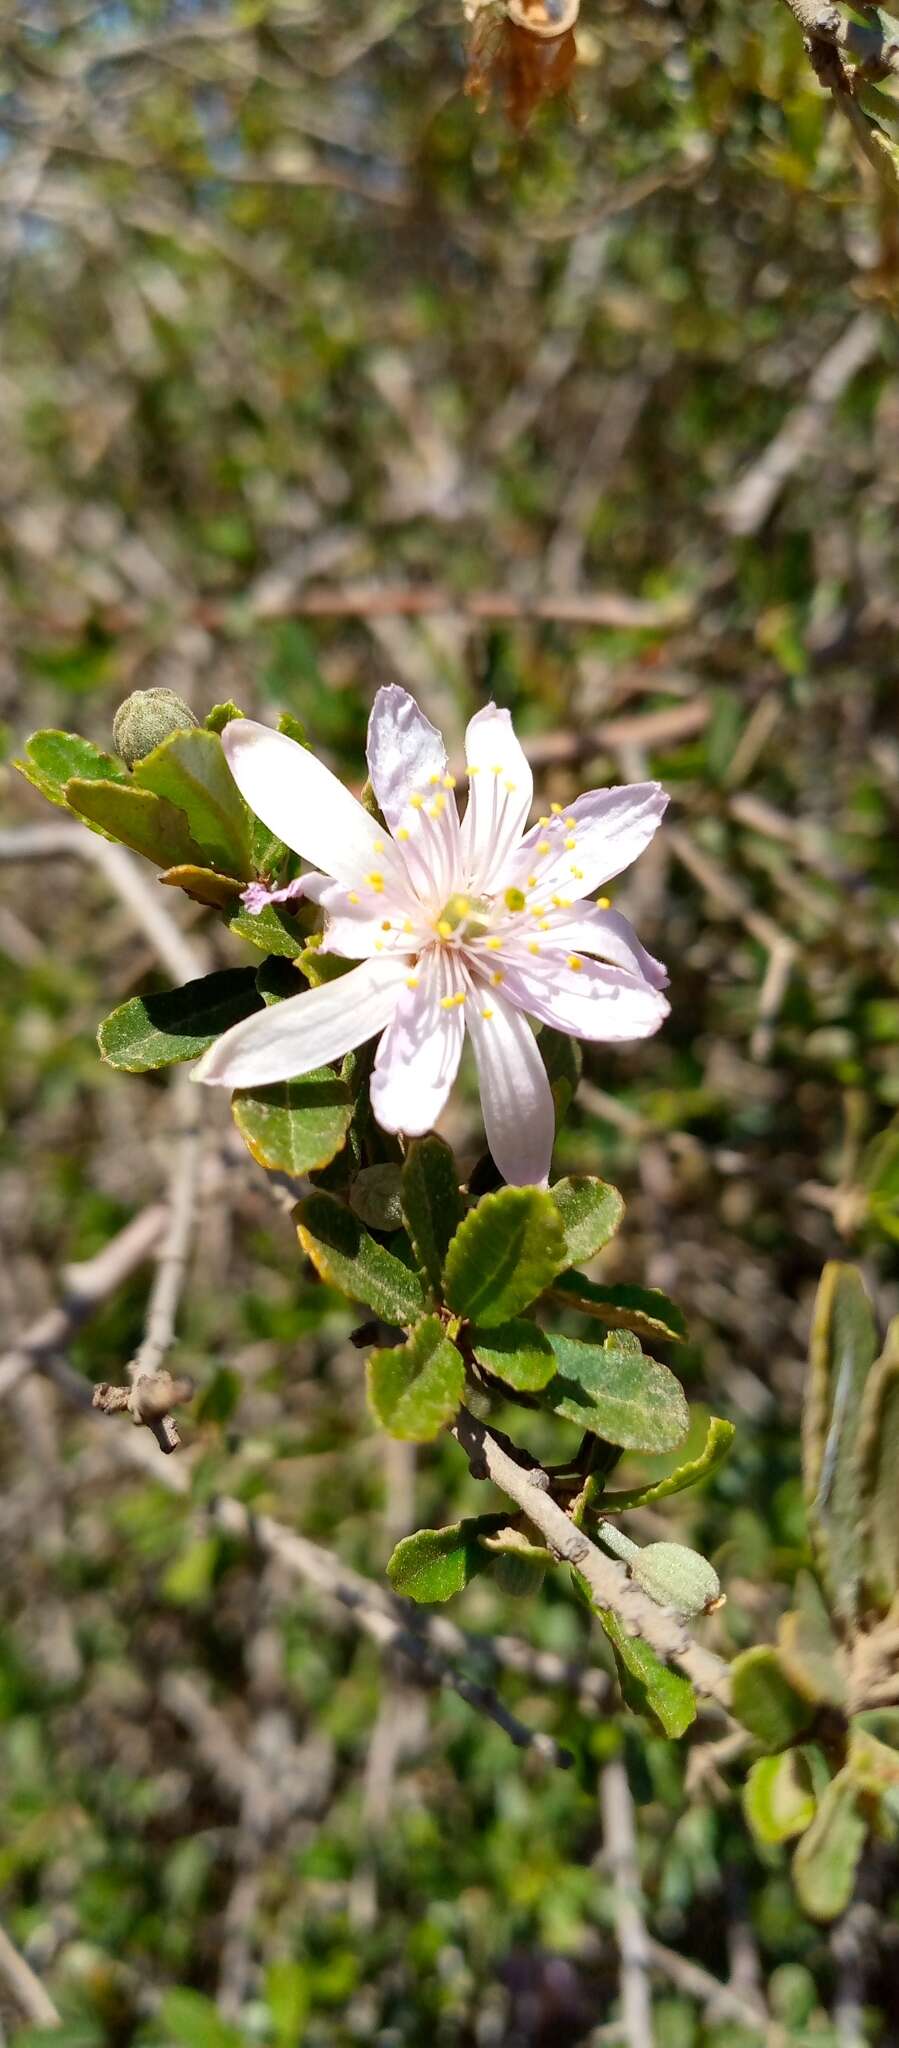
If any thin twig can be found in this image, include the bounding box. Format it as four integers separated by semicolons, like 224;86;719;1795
646;1940;771;2035
12;1338;576;1767
120;1073;202;1451
0;1205;167;1404
0;1922;61;2029
453;1409;733;1712
717;312;881;537
0;823;205;985
599;1759;655;2048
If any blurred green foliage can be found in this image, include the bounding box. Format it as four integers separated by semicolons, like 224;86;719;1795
2;0;899;2041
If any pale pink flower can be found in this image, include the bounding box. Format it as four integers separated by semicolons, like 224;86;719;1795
195;688;669;1186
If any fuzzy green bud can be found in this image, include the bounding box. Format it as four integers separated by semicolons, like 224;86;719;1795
113;689;198;768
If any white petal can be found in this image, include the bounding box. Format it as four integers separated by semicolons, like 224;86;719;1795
304;875;426;960
497;952;669;1042
371;947;466;1136
366;685;448;830
538;903;668;989
460;703;534;894
222;719;407;892
508;782;668;901
193;954;410;1089
465;978;555;1188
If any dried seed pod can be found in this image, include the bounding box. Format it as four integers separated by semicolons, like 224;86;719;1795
505;0;579;36
465;10;578;129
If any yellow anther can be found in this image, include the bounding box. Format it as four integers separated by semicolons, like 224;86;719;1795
409;794;424;810
429;773;441;786
373;838;384;852
429;795;446;818
537;919;551;931
504;779;516;793
552;894;571;909
440;992;465;1009
348;892;360;905
402;918;413;934
571;865;584;880
536;839;551;856
491;762;503;775
598;895;611;910
486;935;503;951
481;1007;494;1021
537;815;551;828
436;919;454;940
504;886;526;913
565;817;577;829
527;876;537;889
468;763;480;776
550;802;563;815
442;774;457;790
491;970;504;986
381;919;392;931
396;827;410;841
366;872;385;892
567;955;583;972
565;836;576;850
528;941;540;955
406;976;420;990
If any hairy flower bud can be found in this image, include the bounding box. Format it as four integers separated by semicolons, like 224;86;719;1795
113;688;198;767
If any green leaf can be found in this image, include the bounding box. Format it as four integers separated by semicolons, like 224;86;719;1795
229;904;306;956
296;944;354;986
296;1190;427;1323
15;728;127;816
470;1318;556;1391
159;1988;245;2048
848;1724;899;1795
858;1324;899;1612
401;1135;464;1291
160;864;244;909
596;1606;696;1736
539;1026;582;1123
65;776;208;868
349;1164;405;1231
387;1514;508;1602
551;1271;686;1343
367;1317;465;1441
204;701;245;733
730;1646;815;1751
792;1769;866;1921
233;1074;352;1177
255;956;303;1006
744;1751;817;1846
547;1331;689;1452
628;1541;721;1618
600;1417;735;1510
550;1176;624;1265
132;727;253;878
803;1262;880;1625
777;1572;847;1710
442;1187;567;1327
278;711;308;747
98;968;262;1073
479;1526;553;1597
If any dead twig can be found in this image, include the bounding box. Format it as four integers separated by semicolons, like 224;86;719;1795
0;1205;167;1404
0;1921;61;2030
0;823;205;985
598;1758;655;2048
717;312;881;537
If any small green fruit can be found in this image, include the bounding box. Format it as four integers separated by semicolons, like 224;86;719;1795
113;689;198;767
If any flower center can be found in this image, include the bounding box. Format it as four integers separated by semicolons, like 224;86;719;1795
434;892;492;944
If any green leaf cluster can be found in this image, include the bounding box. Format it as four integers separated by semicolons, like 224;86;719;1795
734;1264;899;1919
